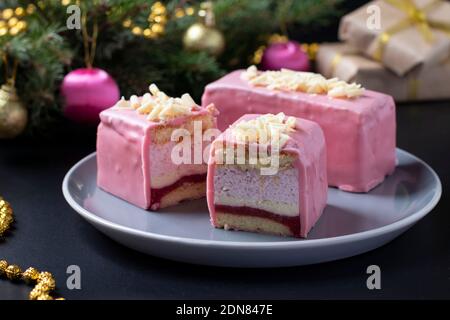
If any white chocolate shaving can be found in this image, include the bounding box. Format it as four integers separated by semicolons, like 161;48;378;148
114;84;198;121
130;95;140;109
241;65;365;99
115;96;132;109
231;112;296;147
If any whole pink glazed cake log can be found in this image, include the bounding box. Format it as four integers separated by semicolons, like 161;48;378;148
207;113;328;238
97;84;218;210
202;67;396;192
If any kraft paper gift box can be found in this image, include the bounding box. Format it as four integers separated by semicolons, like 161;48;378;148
339;0;450;77
316;42;450;102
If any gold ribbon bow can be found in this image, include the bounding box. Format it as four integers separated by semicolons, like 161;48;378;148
328;49;421;100
374;0;450;61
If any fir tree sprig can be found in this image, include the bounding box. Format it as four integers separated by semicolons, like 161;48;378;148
0;0;342;135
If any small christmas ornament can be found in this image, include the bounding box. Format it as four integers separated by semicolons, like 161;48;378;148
0;80;28;139
61;68;119;124
261;40;310;72
183;1;225;56
61;7;120;124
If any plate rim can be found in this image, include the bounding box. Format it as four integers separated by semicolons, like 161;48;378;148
62;149;442;249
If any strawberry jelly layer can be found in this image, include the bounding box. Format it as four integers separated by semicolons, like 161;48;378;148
214;204;300;237
150;173;207;205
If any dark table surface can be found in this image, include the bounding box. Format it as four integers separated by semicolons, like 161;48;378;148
0;101;449;300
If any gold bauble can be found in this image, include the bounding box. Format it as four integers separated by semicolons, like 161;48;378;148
183;22;225;56
0;82;28;139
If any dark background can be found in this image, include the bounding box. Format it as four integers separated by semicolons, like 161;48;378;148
1;0;449;300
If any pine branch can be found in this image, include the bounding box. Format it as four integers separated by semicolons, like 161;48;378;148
0;0;343;135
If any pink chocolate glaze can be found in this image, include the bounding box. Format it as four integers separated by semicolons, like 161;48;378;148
207;114;328;238
201;70;396;192
97;106;216;209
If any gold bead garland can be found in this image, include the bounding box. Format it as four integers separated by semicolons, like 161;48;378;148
0;197;13;236
23;267;40;284
5;264;22;280
0;259;64;300
0;197;64;300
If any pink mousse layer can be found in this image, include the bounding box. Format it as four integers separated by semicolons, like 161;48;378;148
97;107;215;209
149;141;207;189
214;165;299;216
202;70;396;192
207;114;328;238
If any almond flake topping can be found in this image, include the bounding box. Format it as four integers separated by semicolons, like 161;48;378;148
241;65;364;99
231;112;296;147
114;84;198;121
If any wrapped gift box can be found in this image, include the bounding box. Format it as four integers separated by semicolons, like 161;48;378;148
316;43;450;102
339;0;450;76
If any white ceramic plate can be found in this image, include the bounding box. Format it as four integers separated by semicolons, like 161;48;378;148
62;149;441;267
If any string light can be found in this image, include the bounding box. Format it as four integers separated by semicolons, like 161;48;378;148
59;1;193;40
122;2;195;40
2;9;14;20
132;26;142;35
185;7;195;16
175;8;185;18
121;1;168;39
0;6;29;38
14;7;25;17
26;4;36;14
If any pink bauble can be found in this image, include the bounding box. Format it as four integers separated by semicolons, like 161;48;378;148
61;68;120;124
261;40;310;72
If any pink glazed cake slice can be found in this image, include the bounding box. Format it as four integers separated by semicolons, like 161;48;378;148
202;66;396;192
207;113;328;238
97;84;218;210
